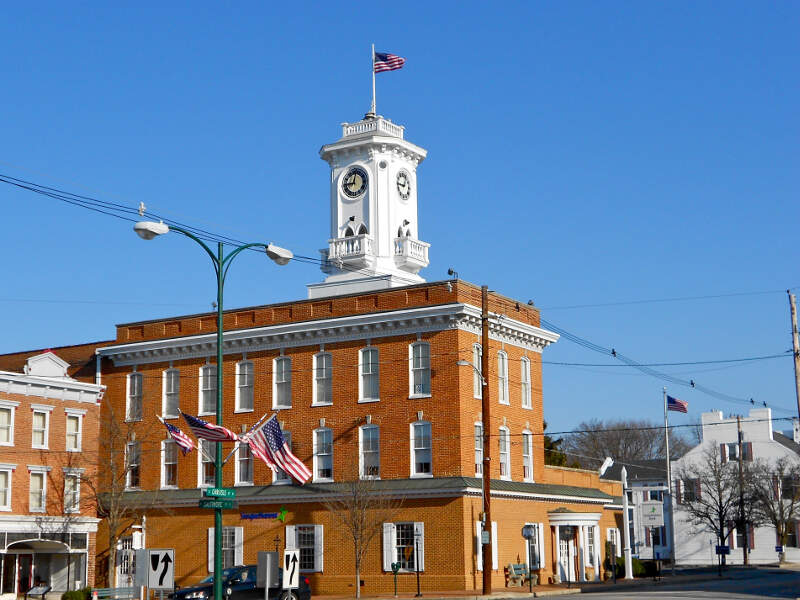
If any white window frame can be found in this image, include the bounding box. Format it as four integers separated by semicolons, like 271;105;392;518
199;364;217;415
31;404;53;449
522;430;534;482
607;527;622;557
472;344;483;399
523;522;545;570
63;468;83;513
359;347;380;403
410;421;432;478
499;426;511;480
273;430;293;484
382;522;424;573
235;442;254;486
313;352;333;406
498;351;509;405
126;372;143;421
125;441;141;489
520;356;532;409
198;439;216;488
207;527;243;572
474;422;483;477
313;427;333;482
286;524;324;572
359;425;380;479
273;356;292;409
162;368;180;419
28;467;49;512
161;439;178;489
0;400;19;446
409;342;431;398
65;409;85;452
0;464;14;511
235;360;254;412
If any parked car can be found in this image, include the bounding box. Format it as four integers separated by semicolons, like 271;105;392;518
170;565;311;600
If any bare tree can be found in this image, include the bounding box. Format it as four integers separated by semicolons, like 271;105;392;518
751;457;800;563
562;418;692;469
674;445;760;564
322;468;403;598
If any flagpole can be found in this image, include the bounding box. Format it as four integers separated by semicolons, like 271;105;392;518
664;388;676;574
224;412;272;465
370;43;376;117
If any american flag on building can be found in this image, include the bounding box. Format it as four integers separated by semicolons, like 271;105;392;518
667;395;689;413
158;417;195;455
181;411;239;442
374;52;406;73
245;415;311;484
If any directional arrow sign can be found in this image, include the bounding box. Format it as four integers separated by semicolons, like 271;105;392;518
283;550;299;589
147;549;175;591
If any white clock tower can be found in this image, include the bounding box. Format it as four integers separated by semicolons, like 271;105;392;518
307;114;430;299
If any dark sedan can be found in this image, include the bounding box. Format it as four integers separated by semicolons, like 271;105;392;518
171;565;311;600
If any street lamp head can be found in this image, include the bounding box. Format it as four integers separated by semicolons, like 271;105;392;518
265;243;293;266
456;360;471;367
134;221;170;240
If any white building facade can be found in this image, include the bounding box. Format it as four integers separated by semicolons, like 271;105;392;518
672;408;800;565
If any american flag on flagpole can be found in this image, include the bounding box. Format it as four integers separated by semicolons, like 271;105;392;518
181;411;239;442
667;395;689;413
374;52;406;73
158;416;195;455
245;416;311;484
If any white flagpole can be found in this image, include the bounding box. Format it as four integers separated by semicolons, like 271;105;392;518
370;43;376;117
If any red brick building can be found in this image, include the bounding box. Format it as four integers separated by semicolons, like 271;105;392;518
0;351;105;595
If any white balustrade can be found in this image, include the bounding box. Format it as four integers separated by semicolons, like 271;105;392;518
328;234;374;261
342;117;404;139
394;236;430;265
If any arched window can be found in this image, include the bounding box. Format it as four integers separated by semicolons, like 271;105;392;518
313;427;333;482
409;342;431;396
344;226;355;237
313;352;333;405
472;344;482;399
498;427;510;480
522;430;533;482
498;351;509;405
360;425;380;479
359;347;379;402
521;357;532;409
397;226;404;238
410;421;432;477
357;223;368;235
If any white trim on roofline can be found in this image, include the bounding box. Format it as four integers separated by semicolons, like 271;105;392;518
97;303;560;366
0;371;105;404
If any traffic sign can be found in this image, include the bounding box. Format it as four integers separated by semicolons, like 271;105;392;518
204;487;236;499
776;545;784;553
283;550;300;589
147;549;175;590
715;545;730;555
640;501;664;527
199;498;237;510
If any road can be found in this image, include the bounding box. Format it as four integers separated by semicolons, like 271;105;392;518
581;568;800;599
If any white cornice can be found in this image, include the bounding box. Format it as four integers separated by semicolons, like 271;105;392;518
0;372;104;405
97;303;559;367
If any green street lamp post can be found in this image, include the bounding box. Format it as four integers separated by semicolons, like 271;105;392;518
134;220;292;600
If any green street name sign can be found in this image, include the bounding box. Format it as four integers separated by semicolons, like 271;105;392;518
199;499;237;510
204;487;236;499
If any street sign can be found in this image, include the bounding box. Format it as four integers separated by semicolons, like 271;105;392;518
715;545;730;555
199;498;237;510
147;549;175;591
283;550;299;589
776;545;784;553
204;487;236;499
640;501;664;527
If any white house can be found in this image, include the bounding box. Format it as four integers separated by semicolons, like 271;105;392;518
672;408;800;565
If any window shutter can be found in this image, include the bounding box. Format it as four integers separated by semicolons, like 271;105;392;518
234;527;244;566
772;476;780;499
382;523;396;572
538;523;545;570
491;521;498;570
475;521;483;571
645;527;651;547
695;480;702;500
720;444;727;464
285;526;296;550
748;525;755;549
314;525;324;572
744;442;753;462
414;522;425;572
132;532;143;549
616;529;621;556
207;528;214;573
675;480;682;504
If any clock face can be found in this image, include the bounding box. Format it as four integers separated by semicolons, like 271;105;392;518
396;170;411;200
342;167;368;198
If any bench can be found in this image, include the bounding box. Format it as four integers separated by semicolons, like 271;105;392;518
91;588;139;600
504;563;535;587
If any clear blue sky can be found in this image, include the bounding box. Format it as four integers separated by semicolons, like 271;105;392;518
1;2;797;436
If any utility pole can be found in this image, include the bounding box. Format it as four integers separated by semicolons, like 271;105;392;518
788;291;800;422
481;285;492;595
737;415;748;565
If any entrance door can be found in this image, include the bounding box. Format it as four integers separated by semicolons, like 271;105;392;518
1;554;16;594
17;555;33;594
558;529;576;582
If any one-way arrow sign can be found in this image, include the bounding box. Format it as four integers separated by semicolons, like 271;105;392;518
147;549;175;590
283;550;299;589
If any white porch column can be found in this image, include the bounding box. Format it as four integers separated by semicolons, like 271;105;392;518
578;525;586;582
554;525;561;583
594;526;601;580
